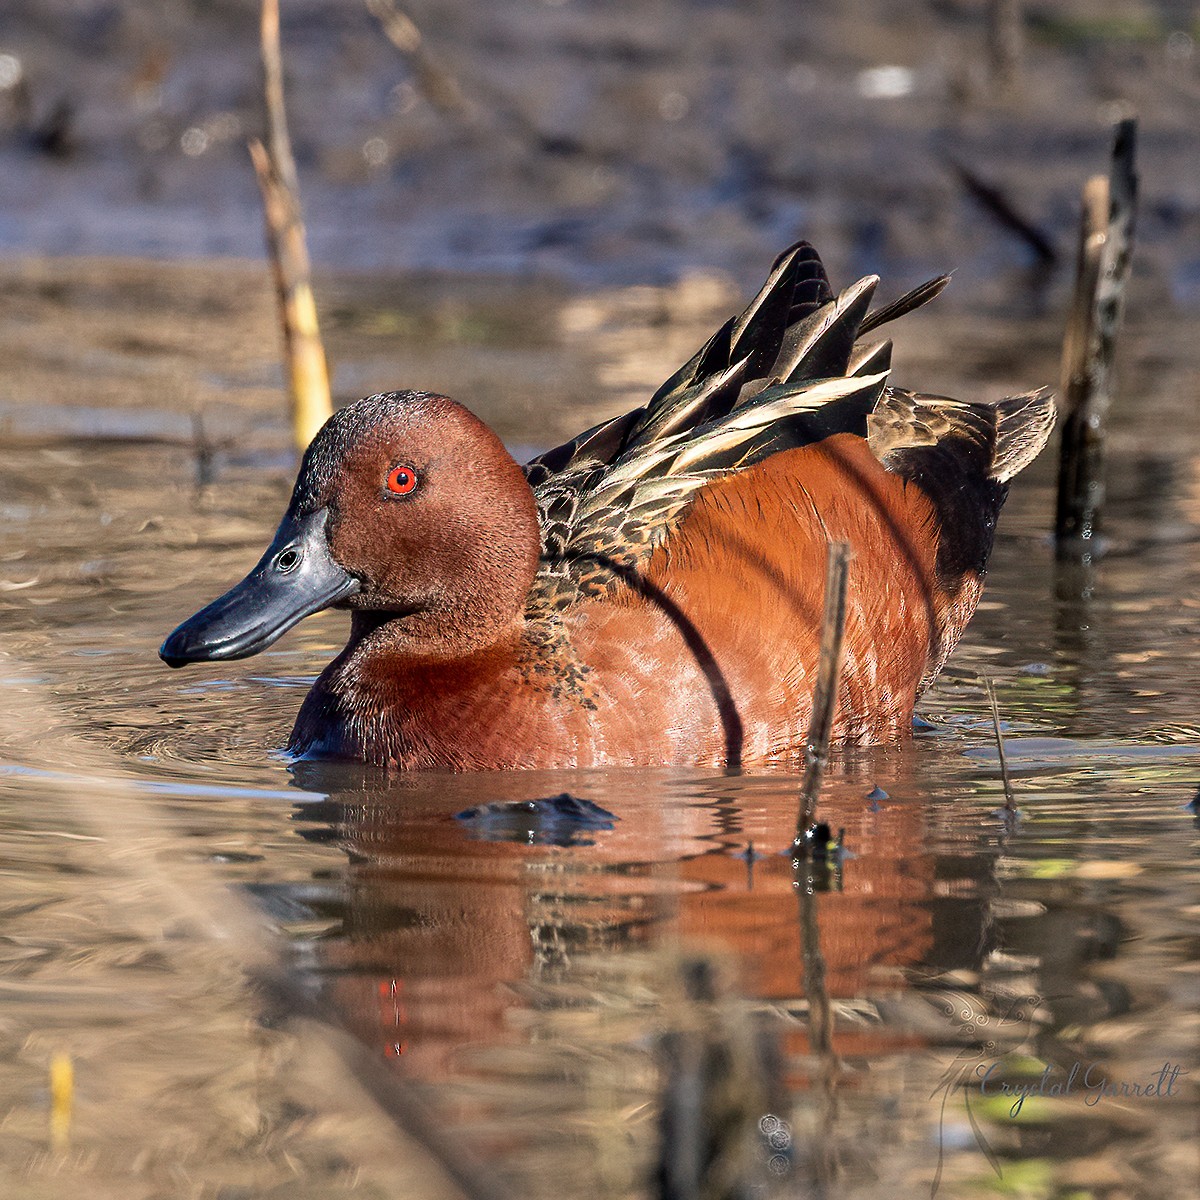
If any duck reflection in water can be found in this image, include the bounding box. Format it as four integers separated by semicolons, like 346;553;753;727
284;761;1003;1081
270;758;1144;1194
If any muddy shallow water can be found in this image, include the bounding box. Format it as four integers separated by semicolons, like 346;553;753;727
1;256;1198;1198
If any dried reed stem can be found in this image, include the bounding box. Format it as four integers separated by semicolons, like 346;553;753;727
1055;118;1138;553
983;676;1016;813
254;0;332;451
794;541;851;852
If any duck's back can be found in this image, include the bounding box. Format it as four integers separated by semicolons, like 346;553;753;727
563;426;994;767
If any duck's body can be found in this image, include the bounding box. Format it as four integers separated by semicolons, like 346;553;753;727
292;435;977;768
162;243;1054;770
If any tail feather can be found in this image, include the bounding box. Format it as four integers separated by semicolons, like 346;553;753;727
992;389;1058;482
868;387;1056;483
524;244;1037;503
758;274;878;393
524;241;1053;614
848;339;892;378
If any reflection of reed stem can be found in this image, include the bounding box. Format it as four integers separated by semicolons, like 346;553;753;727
797;876;840;1193
795;541;851;851
253;0;333;451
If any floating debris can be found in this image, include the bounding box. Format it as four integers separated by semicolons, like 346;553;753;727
455;793;617;845
795;822;846;865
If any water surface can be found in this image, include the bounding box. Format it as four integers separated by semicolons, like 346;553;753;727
1;259;1197;1198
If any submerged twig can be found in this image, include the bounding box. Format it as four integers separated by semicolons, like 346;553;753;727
983;676;1016;815
794;541;851;855
1054;117;1139;554
253;0;333;451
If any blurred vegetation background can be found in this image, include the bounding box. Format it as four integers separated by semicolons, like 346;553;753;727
0;0;1197;301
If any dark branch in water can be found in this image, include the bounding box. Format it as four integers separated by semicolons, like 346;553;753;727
794;541;851;856
365;0;601;160
1055;117;1139;555
365;0;473;119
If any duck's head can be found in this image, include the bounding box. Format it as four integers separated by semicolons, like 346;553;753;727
160;391;541;667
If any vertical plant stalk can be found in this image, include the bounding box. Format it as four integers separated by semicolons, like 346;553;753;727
983;676;1016;814
794;541;852;852
253;0;332;451
1054;118;1138;554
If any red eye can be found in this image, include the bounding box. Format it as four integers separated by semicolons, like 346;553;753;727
386;466;418;496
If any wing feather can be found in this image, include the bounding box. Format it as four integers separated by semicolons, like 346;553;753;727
523;245;1049;616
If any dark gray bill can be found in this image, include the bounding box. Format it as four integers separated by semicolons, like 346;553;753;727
160;507;359;667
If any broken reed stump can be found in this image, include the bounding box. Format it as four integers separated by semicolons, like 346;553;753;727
793;541;851;858
251;0;333;451
1054;117;1138;557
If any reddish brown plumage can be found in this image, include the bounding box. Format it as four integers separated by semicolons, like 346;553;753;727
290;431;984;769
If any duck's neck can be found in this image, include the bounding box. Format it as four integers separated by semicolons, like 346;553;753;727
347;598;517;661
289;610;533;767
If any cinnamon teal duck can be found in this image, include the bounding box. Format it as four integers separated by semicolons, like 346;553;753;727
161;242;1055;769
